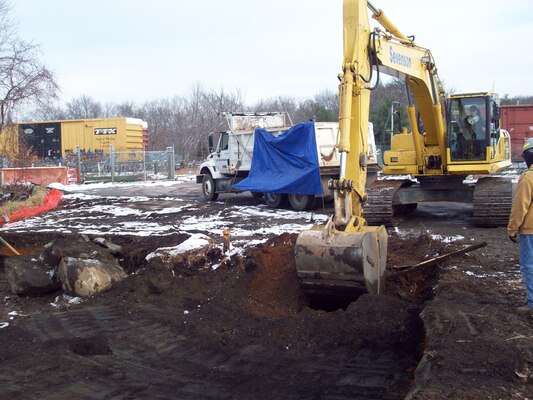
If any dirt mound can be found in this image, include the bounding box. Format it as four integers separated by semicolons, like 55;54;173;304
110;232;191;273
385;232;465;304
245;233;304;318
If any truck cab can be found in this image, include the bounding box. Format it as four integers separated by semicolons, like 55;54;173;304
196;112;292;201
207;131;231;175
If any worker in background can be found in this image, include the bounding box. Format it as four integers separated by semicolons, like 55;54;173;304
508;138;533;317
465;105;486;158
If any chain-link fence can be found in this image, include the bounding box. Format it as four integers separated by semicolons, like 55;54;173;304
3;146;177;184
67;146;176;183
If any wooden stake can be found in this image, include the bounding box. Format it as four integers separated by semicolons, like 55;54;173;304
0;235;20;256
389;242;487;276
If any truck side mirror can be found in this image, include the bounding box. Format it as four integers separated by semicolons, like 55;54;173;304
208;136;214;153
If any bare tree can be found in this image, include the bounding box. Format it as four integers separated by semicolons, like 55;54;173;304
23;82;352;158
114;101;139;118
24;103;66;121
250;93;338;123
140;98;175;150
65;95;103;119
101;102;117;118
139;85;245;160
0;0;58;129
250;96;299;123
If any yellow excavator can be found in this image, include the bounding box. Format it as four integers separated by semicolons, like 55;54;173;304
295;0;511;301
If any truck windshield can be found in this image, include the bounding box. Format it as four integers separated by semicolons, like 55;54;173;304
448;97;488;162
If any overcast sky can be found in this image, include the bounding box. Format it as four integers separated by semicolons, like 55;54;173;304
11;0;533;105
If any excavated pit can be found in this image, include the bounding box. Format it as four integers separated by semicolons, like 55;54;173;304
0;231;447;399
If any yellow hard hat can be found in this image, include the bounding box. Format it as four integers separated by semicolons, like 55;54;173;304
523;138;533;156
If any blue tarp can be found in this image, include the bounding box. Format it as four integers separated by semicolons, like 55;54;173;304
233;121;323;195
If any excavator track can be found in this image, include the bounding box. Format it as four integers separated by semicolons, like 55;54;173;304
363;180;412;226
472;177;513;227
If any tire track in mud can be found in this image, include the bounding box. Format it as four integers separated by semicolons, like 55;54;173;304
0;305;414;399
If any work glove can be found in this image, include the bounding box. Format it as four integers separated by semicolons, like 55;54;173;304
509;234;519;243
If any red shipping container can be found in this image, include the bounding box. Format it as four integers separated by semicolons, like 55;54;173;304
501;105;533;161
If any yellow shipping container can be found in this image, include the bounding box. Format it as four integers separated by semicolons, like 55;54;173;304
17;117;148;158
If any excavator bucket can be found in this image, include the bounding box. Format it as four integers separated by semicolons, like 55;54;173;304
295;224;387;301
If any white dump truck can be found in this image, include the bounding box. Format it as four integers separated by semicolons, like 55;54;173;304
196;112;377;211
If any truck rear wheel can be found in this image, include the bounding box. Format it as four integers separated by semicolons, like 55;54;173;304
288;194;316;211
264;193;288;208
202;173;218;201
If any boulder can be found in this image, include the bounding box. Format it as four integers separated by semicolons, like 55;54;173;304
4;252;61;296
58;256;126;297
50;237;126;297
48;236;102;260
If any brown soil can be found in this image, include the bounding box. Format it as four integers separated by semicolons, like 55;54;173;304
0;232;424;399
246;233;304;318
0;194;531;398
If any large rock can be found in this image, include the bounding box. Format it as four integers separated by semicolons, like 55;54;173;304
50;236;127;297
4;252;61;296
58;256;126;297
48;236;104;260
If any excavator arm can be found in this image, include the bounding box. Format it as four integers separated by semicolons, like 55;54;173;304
335;0;371;226
335;0;450;221
294;0;389;302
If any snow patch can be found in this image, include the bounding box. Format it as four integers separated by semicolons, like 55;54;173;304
146;233;211;260
430;234;465;243
8;311;25;316
50;294;83;307
3;175;331;240
393;227;413;238
50;179;190;193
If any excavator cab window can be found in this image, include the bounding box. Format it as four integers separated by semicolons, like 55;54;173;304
489;97;501;139
448;96;489;162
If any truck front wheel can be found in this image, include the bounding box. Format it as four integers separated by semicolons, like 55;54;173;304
288;194;316;211
202;174;219;201
264;193;288;208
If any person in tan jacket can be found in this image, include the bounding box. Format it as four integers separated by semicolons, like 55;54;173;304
508;138;533;316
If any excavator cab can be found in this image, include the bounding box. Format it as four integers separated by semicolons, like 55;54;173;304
447;93;501;163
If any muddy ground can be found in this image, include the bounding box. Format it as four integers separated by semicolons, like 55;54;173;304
0;181;532;399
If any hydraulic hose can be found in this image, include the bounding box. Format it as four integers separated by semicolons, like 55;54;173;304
359;32;380;91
